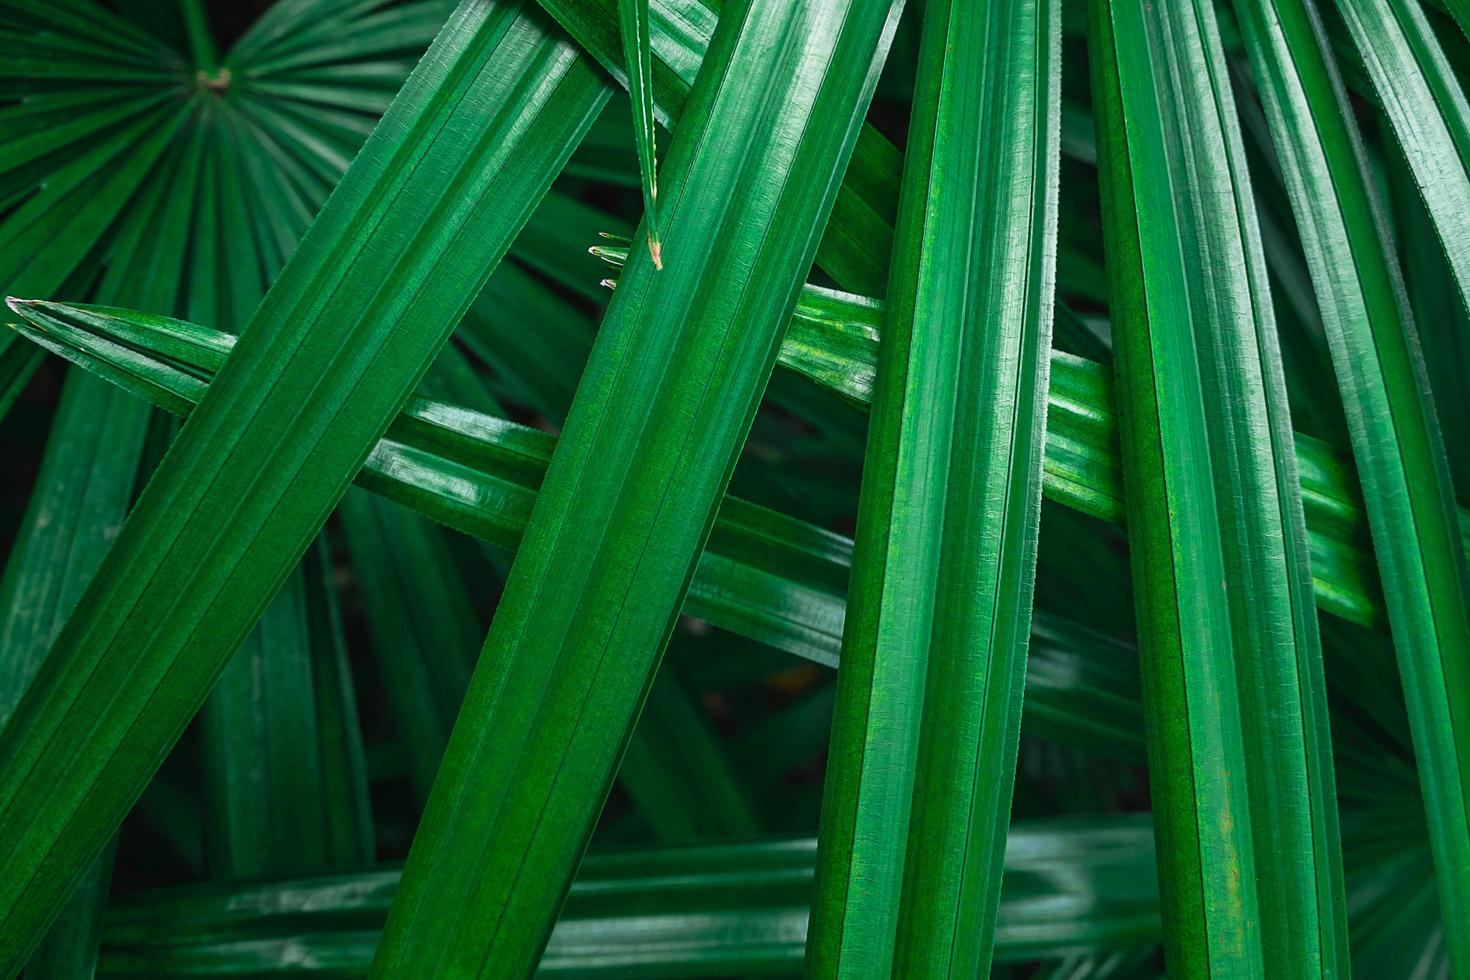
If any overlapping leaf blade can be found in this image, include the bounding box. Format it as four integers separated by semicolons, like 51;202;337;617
7;299;1154;760
1090;0;1347;972
0;2;610;967
1233;0;1470;970
591;241;1463;629
536;0;902;294
99;818;1161;977
1334;0;1470;316
372;0;904;971
1;0;1465;969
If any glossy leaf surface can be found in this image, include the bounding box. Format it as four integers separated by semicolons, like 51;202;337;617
1090;0;1347;971
0;3;609;966
373;0;904;970
808;0;1060;974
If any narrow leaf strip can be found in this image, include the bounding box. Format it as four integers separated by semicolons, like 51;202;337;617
0;3;610;967
374;0;903;971
1090;0;1332;970
199;564;374;880
1335;0;1470;316
337;489;482;803
0;329;42;423
894;0;1061;972
617;0;661;267
1093;0;1349;974
10;297;1151;760
1232;0;1470;969
592;245;1442;629
538;0;903;294
17;295;1470;641
808;0;1060;974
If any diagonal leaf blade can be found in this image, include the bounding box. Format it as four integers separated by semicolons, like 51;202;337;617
8;299;1156;762
1333;0;1470;317
373;0;905;971
1090;0;1349;972
0;2;610;967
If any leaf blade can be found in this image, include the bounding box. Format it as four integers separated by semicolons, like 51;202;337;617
617;0;661;266
373;0;905;970
807;0;1062;973
1090;0;1350;971
1233;0;1470;969
0;3;611;966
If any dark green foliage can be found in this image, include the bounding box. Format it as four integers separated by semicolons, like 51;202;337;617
0;0;1462;976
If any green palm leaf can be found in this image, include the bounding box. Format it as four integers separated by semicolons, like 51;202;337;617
101;818;1162;976
337;490;483;803
1334;0;1470;315
198;542;374;880
0;2;609;967
807;0;1060;974
8;297;1157;765
1;0;1464;970
373;0;903;970
591;242;1462;628
1090;0;1346;971
537;0;902;294
1233;0;1470;971
616;0;661;266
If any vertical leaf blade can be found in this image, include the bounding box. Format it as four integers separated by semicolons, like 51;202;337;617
617;0;661;266
807;0;1062;974
1233;0;1470;970
1090;0;1349;973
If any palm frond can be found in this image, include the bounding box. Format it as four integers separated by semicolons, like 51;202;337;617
373;0;904;969
0;0;1465;974
0;2;609;965
807;0;1060;973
